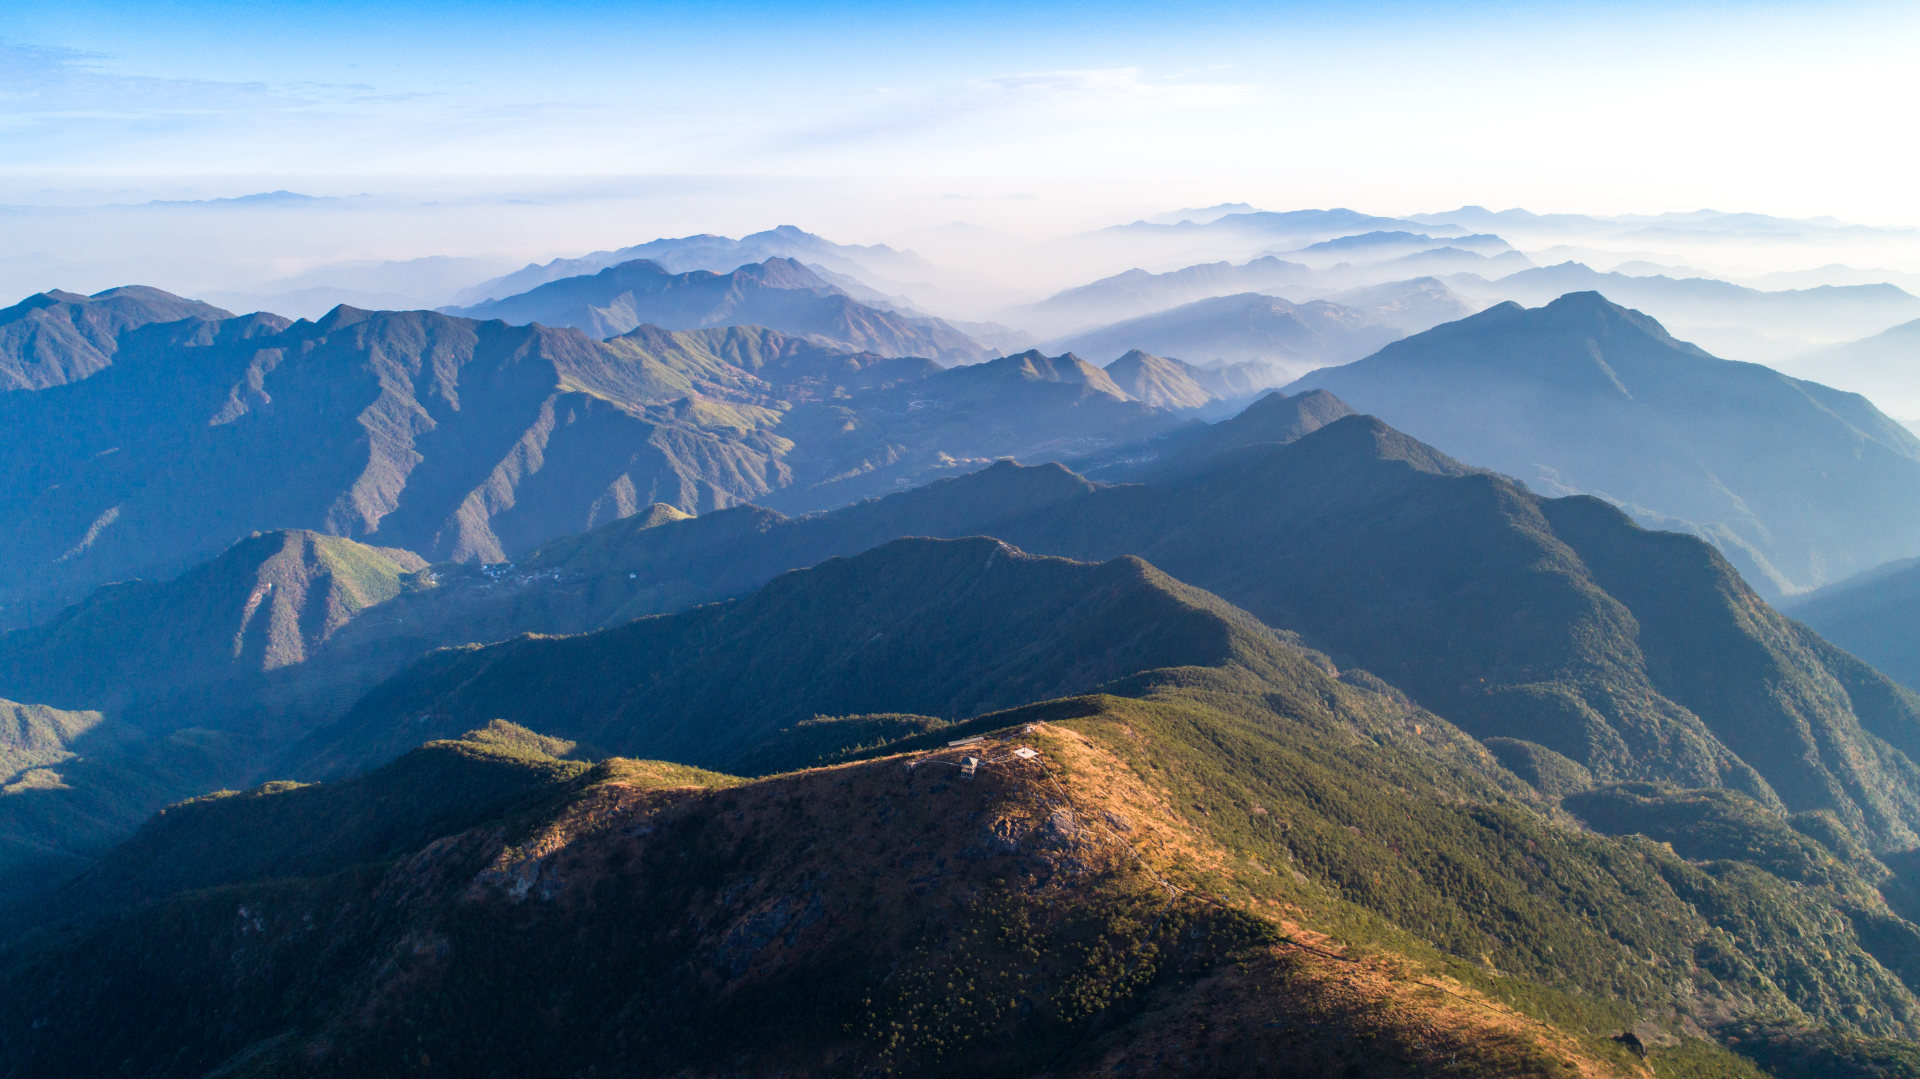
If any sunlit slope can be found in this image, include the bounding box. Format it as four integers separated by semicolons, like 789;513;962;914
10;680;1915;1075
0;529;424;724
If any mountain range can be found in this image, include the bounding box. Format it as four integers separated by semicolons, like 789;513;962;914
1454;262;1920;361
1016;255;1314;337
1782;317;1920;423
0;306;795;623
1289;291;1920;595
0;286;231;392
1045;292;1404;378
16;360;1920;864
0;297;1245;626
243;408;1920;855
454;225;932;306
451;256;995;363
12;205;1920;1076
10;483;1920;1075
1279;229;1518;267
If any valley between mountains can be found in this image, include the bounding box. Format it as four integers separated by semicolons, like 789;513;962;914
6;215;1920;1078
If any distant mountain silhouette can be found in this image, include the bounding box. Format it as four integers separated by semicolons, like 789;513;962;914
1047;292;1402;378
1287;230;1513;262
1017;256;1312;336
1786;317;1920;422
1370;246;1534;279
1412;205;1916;242
455;226;930;305
1104;208;1436;241
1460;262;1920;360
1143;201;1259;224
0;286;230;391
453;257;991;363
206;255;511;319
1320;277;1483;333
1289;292;1920;595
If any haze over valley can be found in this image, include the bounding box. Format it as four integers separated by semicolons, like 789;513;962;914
4;1;1920;1076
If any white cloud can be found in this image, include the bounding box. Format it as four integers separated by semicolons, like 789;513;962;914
964;67;1254;116
0;41;296;117
748;66;1253;163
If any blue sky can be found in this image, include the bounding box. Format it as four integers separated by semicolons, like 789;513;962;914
2;0;1917;223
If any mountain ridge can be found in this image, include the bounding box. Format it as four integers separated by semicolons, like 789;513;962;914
1288;291;1920;595
0;285;232;392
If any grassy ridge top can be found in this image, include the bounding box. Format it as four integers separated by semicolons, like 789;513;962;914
10;663;1907;1076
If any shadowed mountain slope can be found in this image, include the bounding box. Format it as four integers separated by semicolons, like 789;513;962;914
0;531;428;900
308;537;1296;773
1078;387;1357;482
322;412;1920;852
454;257;990;363
0;285;230;391
1289;292;1920;595
1790;558;1920;694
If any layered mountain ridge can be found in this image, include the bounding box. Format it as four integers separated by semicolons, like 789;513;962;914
9;537;1920;1075
0;298;1236;625
0;286;231;392
1289;291;1920;594
12;209;1920;1077
453;257;992;363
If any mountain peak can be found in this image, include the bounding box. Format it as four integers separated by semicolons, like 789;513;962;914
312;304;376;331
733;256;832;289
451;257;988;362
1288;291;1920;593
1286;412;1476;476
0;284;234;392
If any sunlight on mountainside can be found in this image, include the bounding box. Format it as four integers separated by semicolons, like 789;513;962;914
1;1;1917;1075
